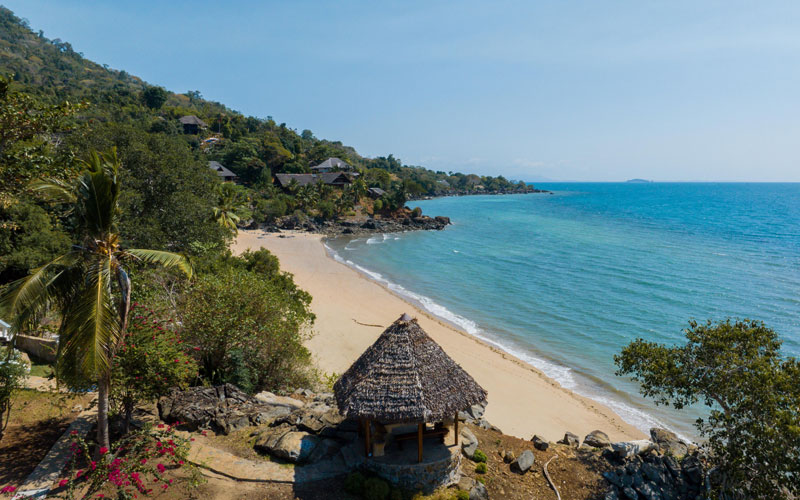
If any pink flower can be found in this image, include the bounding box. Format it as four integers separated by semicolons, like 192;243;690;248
70;430;78;436
76;470;83;478
157;464;166;473
1;485;17;494
59;479;68;487
90;460;97;470
193;347;201;351
140;459;147;465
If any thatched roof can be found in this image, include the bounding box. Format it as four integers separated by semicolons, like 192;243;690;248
334;314;487;423
179;115;207;127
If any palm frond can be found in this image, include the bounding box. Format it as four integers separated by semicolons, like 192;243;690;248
0;252;81;333
29;178;77;205
125;249;193;278
59;257;119;379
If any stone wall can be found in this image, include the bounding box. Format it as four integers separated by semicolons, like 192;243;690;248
15;335;57;362
363;451;461;493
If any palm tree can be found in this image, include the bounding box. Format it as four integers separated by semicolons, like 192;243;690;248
0;149;192;449
351;178;368;204
212;183;248;234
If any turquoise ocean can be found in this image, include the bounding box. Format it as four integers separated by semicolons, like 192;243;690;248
325;183;800;440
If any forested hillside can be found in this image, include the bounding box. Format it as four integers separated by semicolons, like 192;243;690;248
0;5;531;282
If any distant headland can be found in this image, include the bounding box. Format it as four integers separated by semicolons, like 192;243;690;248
626;178;654;183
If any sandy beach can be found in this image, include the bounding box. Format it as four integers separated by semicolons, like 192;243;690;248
233;229;645;443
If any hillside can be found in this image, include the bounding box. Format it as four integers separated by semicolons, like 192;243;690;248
0;6;530;196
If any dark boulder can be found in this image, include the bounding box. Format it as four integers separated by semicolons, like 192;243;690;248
558;431;580;448
510;450;534;474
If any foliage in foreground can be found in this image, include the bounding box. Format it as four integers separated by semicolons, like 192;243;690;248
179;264;315;393
110;304;198;432
615;319;800;499
0;150;192;449
55;423;202;499
0;347;28;440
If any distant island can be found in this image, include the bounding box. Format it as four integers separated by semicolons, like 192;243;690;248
626;178;654;183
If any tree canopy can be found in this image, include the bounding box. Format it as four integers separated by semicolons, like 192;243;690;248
615;319;800;499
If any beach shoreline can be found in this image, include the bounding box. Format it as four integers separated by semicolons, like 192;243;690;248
233;229;646;443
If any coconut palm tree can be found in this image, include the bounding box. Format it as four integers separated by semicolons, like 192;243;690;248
0;149;192;449
212;183;249;234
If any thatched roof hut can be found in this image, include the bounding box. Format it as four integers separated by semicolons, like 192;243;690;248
334;314;487;424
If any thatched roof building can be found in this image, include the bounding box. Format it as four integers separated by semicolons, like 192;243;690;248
334;314;487;424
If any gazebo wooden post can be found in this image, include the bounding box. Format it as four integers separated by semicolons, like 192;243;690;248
365;419;371;457
417;423;424;463
454;413;459;445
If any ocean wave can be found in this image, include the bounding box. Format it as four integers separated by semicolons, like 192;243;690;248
322;241;685;439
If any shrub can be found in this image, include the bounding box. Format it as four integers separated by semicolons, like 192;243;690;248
411;206;422;218
455;491;470;500
0;348;28;440
316;200;336;220
58;423;202;499
180;268;315;393
373;199;383;212
363;477;390;500
472;449;487;463
111;304;198;432
344;471;366;495
475;476;485;484
475;462;487;474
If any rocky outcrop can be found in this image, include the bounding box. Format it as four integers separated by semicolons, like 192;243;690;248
601;435;705;500
583;429;611;449
458;400;500;432
265;214;451;237
157;384;293;434
251;390;359;464
649;428;689;458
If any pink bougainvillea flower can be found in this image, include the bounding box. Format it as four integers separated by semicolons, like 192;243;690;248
76;470;83;478
59;479;69;487
1;485;17;494
157;464;166;473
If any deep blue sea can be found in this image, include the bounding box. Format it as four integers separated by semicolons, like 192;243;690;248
325;183;800;439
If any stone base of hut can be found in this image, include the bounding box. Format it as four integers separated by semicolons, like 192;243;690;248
362;443;461;493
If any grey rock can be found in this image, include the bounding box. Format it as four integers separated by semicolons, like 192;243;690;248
584;429;611;448
461;428;479;459
681;456;703;485
603;470;623;488
469;482;489;500
635;481;661;500
611;440;656;459
650;428;689;458
158;384;289;434
254;391;304;409
457;475;476;491
605;488;621;500
511;450;534;474
622;486;638;500
255;426;320;463
558;431;580;448
531;435;549;451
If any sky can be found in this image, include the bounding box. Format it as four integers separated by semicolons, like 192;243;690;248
5;1;800;181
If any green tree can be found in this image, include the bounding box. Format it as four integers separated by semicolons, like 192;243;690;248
141;85;168;109
615;319;800;499
0;347;28;440
180;268;314;393
0;77;79;201
211;183;250;234
0;149;192;450
111;304;197;432
0;200;71;283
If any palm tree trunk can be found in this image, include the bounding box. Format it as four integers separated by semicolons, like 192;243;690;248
97;373;111;450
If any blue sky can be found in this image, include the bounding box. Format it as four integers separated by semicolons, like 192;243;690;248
5;1;800;181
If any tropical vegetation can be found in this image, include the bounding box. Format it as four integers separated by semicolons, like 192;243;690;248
616;319;800;499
